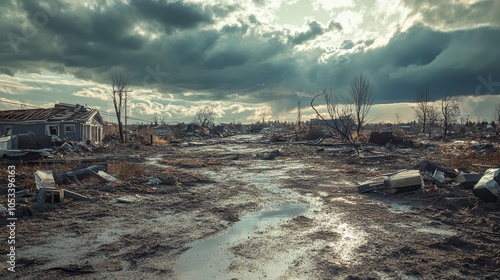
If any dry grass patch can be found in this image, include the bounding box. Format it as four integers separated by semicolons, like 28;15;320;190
108;161;147;179
160;167;211;185
437;145;500;172
2;161;93;190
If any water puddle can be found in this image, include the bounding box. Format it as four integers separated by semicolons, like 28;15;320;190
173;204;307;279
173;160;312;279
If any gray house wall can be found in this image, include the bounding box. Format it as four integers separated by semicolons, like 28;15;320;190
1;123;46;136
0;122;86;141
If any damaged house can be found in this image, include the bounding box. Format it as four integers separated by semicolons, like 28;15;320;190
0;103;105;144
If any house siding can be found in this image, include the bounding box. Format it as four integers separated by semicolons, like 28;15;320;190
1;123;46;136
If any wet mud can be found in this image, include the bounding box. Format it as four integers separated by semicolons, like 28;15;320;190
1;134;499;279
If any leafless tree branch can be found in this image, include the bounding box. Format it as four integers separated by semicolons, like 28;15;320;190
196;106;215;127
111;72;132;143
349;74;374;138
441;95;461;139
311;89;358;154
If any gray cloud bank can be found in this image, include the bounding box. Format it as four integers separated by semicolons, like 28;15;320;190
1;0;499;113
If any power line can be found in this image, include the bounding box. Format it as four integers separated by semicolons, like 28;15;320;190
1;100;43;109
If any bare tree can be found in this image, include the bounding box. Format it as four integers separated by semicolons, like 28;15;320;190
311;89;357;153
196;106;215;127
349;74;374;138
411;86;438;135
152;113;159;126
441;95;461;139
111;73;132;143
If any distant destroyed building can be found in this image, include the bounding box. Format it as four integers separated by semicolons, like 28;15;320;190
0;103;105;145
309;116;355;132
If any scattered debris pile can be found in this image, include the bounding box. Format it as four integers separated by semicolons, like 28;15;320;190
54;141;94;155
368;131;406;146
357;160;499;203
0;139;96;161
256;149;281;160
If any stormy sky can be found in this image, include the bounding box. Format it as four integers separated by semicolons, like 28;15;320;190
1;0;500;124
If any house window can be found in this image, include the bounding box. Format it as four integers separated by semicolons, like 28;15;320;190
4;126;12;136
65;124;75;133
46;125;59;136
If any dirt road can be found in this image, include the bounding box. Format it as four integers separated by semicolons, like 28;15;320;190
1;134;499;279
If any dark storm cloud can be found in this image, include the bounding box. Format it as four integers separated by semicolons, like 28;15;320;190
289;21;325;45
1;0;500;115
289;20;342;46
130;0;213;29
340;40;354;50
313;25;500;103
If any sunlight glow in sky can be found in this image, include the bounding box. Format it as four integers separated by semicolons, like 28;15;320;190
1;0;499;124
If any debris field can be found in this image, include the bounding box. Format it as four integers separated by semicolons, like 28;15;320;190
1;132;499;279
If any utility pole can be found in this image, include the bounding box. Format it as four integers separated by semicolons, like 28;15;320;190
297;99;301;127
124;89;132;143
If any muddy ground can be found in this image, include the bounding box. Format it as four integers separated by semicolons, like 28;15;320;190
1;134;499;279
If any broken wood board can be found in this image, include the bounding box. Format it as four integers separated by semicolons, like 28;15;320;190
64;190;91;201
91;170;119;183
117;196;139;203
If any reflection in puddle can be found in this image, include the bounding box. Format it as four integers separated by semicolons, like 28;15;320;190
416;227;455;236
387;202;413;213
330;197;357;205
173;204;307;279
333;222;366;263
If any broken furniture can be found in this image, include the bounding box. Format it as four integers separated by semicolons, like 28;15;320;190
454;173;483;189
34;169;92;205
39;188;64;204
34;170;64;205
358;170;423;194
473;168;500;203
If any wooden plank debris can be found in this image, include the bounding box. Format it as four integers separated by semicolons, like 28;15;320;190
116;196;139;203
91;170;119;183
63;190;91;201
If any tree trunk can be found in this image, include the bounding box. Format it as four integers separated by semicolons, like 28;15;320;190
118;121;124;143
115;109;124;143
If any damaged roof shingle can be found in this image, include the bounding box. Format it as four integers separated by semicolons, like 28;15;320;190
0;103;102;123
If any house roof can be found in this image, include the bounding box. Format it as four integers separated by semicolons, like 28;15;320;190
0;103;104;124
